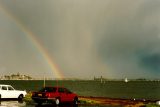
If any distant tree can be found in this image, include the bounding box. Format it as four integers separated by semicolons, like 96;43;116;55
17;72;20;76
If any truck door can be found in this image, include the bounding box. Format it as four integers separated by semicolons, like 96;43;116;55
58;88;67;102
8;86;17;98
65;88;73;101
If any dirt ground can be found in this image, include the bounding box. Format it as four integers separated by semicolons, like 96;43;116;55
79;96;155;107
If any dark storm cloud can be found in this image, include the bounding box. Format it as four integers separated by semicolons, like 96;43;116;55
98;0;160;78
138;53;160;71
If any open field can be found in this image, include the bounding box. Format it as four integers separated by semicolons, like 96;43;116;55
0;80;160;100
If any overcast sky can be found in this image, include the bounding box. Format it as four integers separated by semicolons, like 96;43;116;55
0;0;160;79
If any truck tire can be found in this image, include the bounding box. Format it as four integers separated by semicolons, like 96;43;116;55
73;97;78;105
18;94;23;101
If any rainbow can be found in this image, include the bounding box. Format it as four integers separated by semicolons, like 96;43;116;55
0;4;64;79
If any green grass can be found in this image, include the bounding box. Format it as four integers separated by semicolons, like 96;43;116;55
146;103;160;107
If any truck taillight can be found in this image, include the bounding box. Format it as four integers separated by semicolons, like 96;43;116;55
45;93;51;97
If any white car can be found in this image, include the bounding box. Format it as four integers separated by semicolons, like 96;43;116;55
0;84;27;100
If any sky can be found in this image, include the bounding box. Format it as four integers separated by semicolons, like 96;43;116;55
0;0;160;79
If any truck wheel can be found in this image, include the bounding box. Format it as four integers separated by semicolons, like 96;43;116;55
55;98;60;105
73;97;78;105
18;94;23;101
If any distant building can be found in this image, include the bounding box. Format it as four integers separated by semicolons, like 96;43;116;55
1;73;33;80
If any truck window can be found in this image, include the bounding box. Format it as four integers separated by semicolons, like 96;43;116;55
2;86;7;90
8;86;14;90
39;87;56;92
66;89;72;93
58;88;65;93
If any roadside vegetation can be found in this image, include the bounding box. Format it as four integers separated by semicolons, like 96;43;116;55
23;92;34;104
146;103;160;107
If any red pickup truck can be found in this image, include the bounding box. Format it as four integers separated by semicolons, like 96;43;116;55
32;86;78;106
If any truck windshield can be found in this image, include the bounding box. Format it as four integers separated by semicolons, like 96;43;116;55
39;87;56;92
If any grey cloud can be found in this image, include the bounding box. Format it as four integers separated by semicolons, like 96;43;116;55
0;0;160;79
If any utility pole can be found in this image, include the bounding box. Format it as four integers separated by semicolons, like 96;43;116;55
43;76;45;87
101;76;103;83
